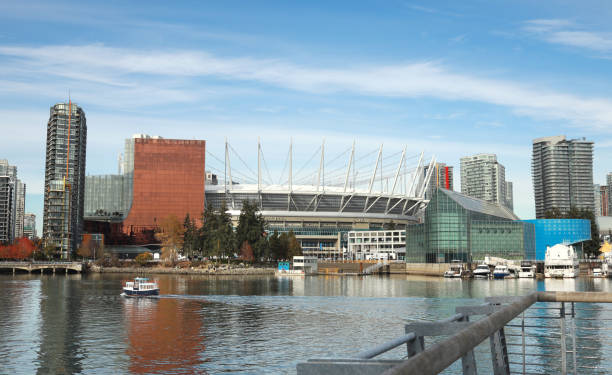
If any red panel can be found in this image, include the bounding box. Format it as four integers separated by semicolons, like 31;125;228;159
445;166;450;189
122;138;206;235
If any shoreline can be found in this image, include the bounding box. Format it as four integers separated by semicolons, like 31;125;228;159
89;265;276;275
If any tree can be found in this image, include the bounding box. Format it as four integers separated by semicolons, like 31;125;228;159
278;232;289;260
135;252;153;266
216;201;236;259
235;200;268;260
183;213;198;259
199;202;218;257
287;230;303;259
155;215;185;262
239;241;254;261
77;235;93;260
269;231;282;260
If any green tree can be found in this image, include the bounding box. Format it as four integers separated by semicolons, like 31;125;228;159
287;230;303;258
216;200;236;259
269;230;282;260
235;200;268;261
135;252;153;266
183;213;198;259
199;202;219;257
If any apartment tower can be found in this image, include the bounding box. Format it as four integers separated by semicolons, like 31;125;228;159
42;102;87;257
460;154;509;207
532;135;594;218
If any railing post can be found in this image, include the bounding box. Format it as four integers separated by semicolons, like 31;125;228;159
560;302;567;375
489;327;510;375
460;315;477;375
521;311;525;375
406;335;424;357
570;302;576;375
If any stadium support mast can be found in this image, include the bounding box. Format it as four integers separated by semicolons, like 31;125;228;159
289;138;293;193
343;140;355;193
317;139;325;192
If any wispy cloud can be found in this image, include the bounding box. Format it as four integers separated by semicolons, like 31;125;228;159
523;19;612;54
2;44;612;130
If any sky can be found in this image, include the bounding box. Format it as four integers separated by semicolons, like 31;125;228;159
2;0;612;234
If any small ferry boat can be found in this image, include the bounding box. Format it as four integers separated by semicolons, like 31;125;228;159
593;268;604;278
518;261;536;278
544;243;579;278
493;265;511;279
444;261;468;278
123;277;159;296
473;263;491;278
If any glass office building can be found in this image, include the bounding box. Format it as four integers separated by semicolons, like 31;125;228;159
406;188;535;263
522;219;590;260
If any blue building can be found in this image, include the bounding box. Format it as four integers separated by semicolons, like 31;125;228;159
522;219;591;260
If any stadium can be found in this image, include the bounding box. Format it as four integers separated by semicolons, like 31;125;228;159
204;140;436;258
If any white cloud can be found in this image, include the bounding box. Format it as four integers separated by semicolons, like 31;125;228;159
523;19;612;53
1;44;612;130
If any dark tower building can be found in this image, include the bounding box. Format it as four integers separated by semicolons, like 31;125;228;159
43;102;87;257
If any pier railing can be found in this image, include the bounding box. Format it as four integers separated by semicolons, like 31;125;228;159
297;291;612;375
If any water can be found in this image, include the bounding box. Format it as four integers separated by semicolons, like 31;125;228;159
1;273;611;374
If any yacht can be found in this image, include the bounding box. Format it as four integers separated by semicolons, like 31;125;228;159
544;243;579;278
493;265;511;279
444;262;468;278
123;277;160;296
518;261;536;278
473;263;491;278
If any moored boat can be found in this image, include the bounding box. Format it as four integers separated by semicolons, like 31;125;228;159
473;263;491;278
123;277;159;296
518;261;536;278
493;265;511;279
544;243;579;278
444;262;469;278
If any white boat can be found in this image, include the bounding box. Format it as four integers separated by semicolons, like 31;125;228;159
493;265;511;279
473;264;491;278
544;243;579;278
123;277;159;296
444;262;468;278
592;268;604;278
518;261;536;278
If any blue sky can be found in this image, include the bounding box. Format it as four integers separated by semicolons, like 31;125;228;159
2;0;612;233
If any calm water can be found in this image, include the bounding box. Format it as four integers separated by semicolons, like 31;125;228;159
1;273;612;374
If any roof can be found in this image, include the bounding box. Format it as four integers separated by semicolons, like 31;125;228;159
438;188;519;221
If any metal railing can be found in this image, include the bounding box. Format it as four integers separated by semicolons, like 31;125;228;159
297;291;612;375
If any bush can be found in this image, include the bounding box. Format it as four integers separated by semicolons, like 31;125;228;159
134;252;153;266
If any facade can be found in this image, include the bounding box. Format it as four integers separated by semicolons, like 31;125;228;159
23;213;36;239
522;219;590;260
532;135;594;218
423;163;453;199
347;230;406;260
505;181;513;211
14;180;25;238
594;184;602;217
85;135;206;244
460;154;509;208
0;159;23;243
406;188;535;263
608;173;612;215
42;102;87;256
601;185;609;216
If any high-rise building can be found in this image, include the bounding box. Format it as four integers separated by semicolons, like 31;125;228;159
595;184;602;217
602;185;609;216
607;173;612;215
0;159;22;243
460;154;508;207
14;180;25;238
422;162;453;200
84;134;205;244
42;102;87;257
505;181;514;211
23;213;36;239
532;135;594;218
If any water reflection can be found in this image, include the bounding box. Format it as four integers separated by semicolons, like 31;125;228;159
124;294;205;373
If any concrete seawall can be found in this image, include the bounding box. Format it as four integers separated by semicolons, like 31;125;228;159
90;265;276;275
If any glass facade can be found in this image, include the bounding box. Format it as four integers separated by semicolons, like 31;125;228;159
522;219;590;260
406;188;535;263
